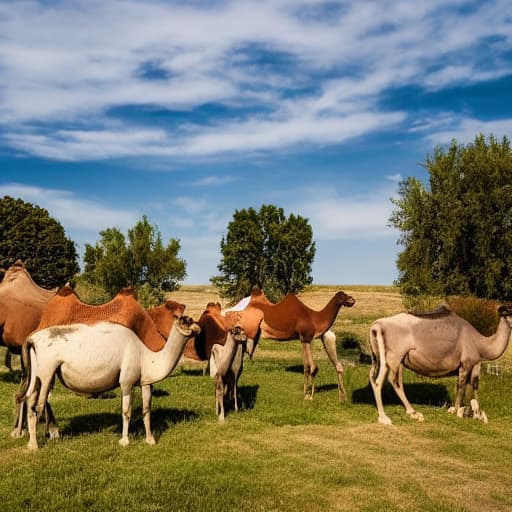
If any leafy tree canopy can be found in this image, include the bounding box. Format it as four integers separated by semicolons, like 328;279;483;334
82;215;186;305
390;133;512;300
0;196;79;288
211;204;316;302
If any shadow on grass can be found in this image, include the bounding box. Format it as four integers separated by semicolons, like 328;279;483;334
61;407;198;439
352;382;451;406
285;364;304;374
238;384;259;410
179;367;206;377
0;369;22;383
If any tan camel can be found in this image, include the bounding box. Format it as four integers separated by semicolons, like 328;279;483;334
0;260;56;367
247;288;355;401
210;326;247;422
369;303;512;425
17;314;200;449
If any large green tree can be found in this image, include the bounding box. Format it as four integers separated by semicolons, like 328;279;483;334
0;196;79;288
212;204;316;301
82;215;186;302
390;133;512;300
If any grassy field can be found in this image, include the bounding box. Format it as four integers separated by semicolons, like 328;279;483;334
1;285;512;511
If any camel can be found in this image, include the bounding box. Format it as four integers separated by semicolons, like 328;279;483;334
247;287;356;401
0;260;57;368
210;326;247;422
183;301;263;366
11;288;187;439
369;303;512;425
16;313;200;450
181;302;262;420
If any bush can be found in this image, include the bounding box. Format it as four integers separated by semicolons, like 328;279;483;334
447;296;499;336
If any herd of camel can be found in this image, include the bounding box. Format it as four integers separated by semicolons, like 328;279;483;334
1;259;511;450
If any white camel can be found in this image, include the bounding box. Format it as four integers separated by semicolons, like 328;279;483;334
17;315;200;449
209;326;247;422
369;303;512;425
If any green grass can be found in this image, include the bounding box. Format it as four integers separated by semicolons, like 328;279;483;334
1;341;512;511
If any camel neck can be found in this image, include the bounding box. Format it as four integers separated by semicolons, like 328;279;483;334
142;323;190;383
479;317;512;361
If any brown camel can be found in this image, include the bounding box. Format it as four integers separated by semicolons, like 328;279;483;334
183;301;263;364
0;260;56;367
247;287;356;401
369;303;512;425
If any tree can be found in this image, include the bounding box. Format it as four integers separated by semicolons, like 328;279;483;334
390;133;512;300
82;215;186;304
211;204;315;301
0;196;79;288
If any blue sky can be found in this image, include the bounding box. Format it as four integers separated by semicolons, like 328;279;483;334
1;0;511;285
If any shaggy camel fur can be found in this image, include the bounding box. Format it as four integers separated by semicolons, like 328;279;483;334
369;303;512;425
17;314;200;449
0;260;56;366
247;288;355;401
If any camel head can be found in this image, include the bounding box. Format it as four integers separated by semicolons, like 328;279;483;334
175;315;201;336
336;291;355;308
230;325;247;344
498;303;512;319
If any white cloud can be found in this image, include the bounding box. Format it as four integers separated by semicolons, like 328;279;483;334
0;183;139;232
0;0;509;161
286;178;400;241
190;175;237;187
424;117;512;146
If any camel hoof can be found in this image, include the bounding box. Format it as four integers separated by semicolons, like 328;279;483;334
27;442;38;451
119;437;129;447
378;415;393;425
145;436;156;446
447;406;456;415
48;428;60;440
11;429;25;439
408;411;424;422
304;394;314;401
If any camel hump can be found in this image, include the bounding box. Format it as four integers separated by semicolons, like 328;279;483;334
408;304;452;319
37;288;167;352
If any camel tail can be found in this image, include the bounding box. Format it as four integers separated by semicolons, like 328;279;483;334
369;323;386;382
16;341;36;403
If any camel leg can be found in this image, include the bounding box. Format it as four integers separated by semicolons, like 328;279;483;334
301;341;317;400
321;330;346;402
388;364;424;421
369;350;392;425
45;400;59;440
215;374;225;423
448;366;470;417
468;364;487;423
11;399;26;439
141;384;156;445
26;386;40;450
119;385;132;446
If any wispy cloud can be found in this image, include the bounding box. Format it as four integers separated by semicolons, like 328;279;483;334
190;175;237;187
0;183;138;232
0;0;510;161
